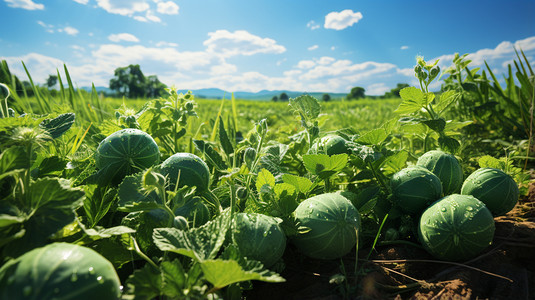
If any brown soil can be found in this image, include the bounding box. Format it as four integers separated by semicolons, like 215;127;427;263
246;182;535;300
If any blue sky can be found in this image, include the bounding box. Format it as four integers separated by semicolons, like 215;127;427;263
1;0;534;95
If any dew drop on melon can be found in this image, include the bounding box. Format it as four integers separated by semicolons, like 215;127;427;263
293;193;361;260
418;194;495;261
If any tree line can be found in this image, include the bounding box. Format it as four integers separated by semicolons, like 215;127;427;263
1;60;410;101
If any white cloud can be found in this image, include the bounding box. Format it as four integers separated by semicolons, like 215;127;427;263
156;41;178;48
37;20;54;33
366;83;390;96
401;46;409;50
308;45;318;51
318;57;335;65
204;30;286;57
297;60;316;69
4;0;44;10
96;0;149;16
156;0;179;15
60;26;79;36
108;33;140;43
72;0;89;4
324;9;363;30
307;20;320;30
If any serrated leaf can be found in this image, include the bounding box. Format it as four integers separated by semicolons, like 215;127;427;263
423;92;435;106
39;113;75;139
125;263;162;300
380;150;408;174
302;154;348;179
201;259;285;289
274;183;298;215
160;260;187;297
281;174;313;194
153;209;231;261
435;90;460;114
2;178;84;257
117;173;162;212
289;95;321;124
357;128;388;145
478;155;506;170
353;186;380;214
83;185;117;228
351;145;382;163
394;87;424;115
256;168;275;192
0;146;28;180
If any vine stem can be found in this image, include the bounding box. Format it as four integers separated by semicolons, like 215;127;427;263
370;259;513;282
131;235;159;270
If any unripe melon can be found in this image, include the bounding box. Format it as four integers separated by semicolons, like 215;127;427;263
417;150;463;195
0;243;121;300
293;193;361;260
390;166;443;215
418;194;495;261
461;168;519;216
232;213;287;267
95;128;160;184
160;153;210;191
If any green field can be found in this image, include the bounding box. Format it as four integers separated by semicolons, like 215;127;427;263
0;55;533;299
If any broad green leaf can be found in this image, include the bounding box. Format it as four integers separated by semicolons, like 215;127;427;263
124;263;162;300
380;150;408;174
353;186;381;214
302;154;348;179
84;225;136;239
201;259;285;289
438;135;460;153
422;118;446;133
444;120;472;133
83;185;117;228
0;214;25;227
153;209;231;261
289;95;321;124
435;90;460;114
3;178;84;257
33;155;67;177
274;183;298;215
218;116;234;156
39;113;75;139
394;87;424;115
117;173;162;212
478;155;506;170
160;260;187;297
256;168;275;192
423;92;436;106
256;144;289;176
0;146;28;180
351;145;382;163
357;128;388;145
281;174;313;194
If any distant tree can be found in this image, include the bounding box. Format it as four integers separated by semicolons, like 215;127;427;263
384;83;410;98
322;93;331;102
271;95;278;102
46;75;58;89
109;64;147;98
145;75;167;98
347;86;365;100
279;92;289;101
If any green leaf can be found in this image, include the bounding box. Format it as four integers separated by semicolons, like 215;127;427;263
380;150;408;174
274;183;298;215
39;113;75;139
0;214;25;227
438;135;460;153
357;128;388;145
281;174;313;194
289;95;321;125
394;87;424;115
302;154;348;179
0;146;28;180
33;155;67;177
351;145;382;163
423;92;436;106
117;173;162;212
435;90;460;114
201;259;285;289
160;260;187;297
422;118;446;133
3;178;84;257
256;168;275;192
153;209;231;261
218;116;234;156
83;225;136;239
193;139;228;170
83;185;117;228
478;155;506;170
124;263;162;300
353;185;380;214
